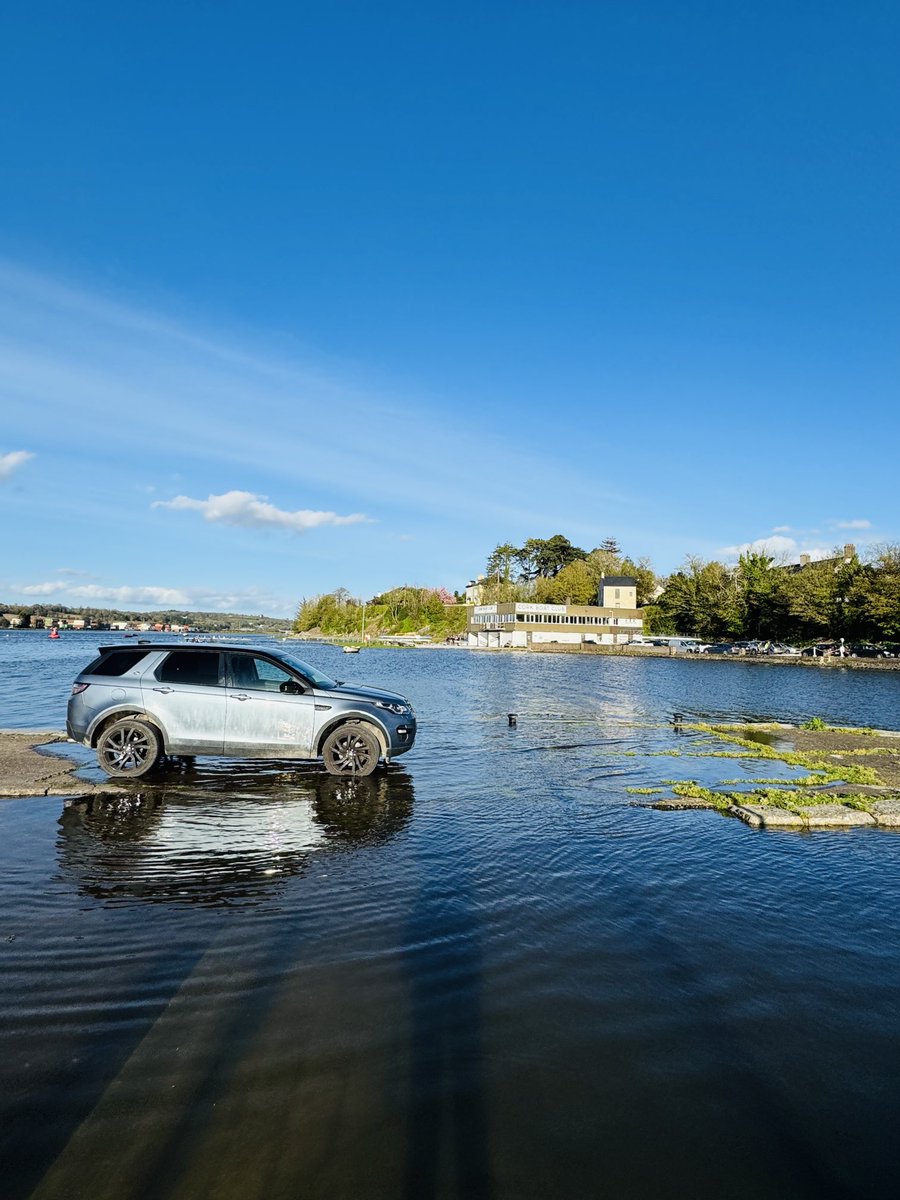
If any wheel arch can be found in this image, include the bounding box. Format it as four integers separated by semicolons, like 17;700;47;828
88;708;169;751
315;714;388;759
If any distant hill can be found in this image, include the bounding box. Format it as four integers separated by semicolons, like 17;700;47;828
1;603;289;633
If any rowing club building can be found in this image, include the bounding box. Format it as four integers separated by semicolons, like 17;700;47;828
466;576;643;649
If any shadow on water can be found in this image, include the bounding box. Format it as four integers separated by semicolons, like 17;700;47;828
3;765;418;1200
402;831;493;1200
57;760;414;906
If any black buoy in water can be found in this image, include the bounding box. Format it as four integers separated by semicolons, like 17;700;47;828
508;713;518;728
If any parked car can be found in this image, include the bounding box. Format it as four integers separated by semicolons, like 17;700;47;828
704;643;735;654
67;643;417;778
846;642;892;658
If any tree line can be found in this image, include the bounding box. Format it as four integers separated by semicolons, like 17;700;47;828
479;534;657;607
294;586;466;640
480;536;900;645
653;547;900;644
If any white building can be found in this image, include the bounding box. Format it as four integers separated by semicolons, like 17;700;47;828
467;578;643;648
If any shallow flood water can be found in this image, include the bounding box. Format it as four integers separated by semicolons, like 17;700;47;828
2;633;900;1199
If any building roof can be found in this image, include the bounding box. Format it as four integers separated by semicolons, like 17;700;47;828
599;575;636;587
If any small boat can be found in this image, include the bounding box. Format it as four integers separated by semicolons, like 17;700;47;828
48;628;60;639
343;645;360;654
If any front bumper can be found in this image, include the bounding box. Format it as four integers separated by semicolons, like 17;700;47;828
386;715;417;756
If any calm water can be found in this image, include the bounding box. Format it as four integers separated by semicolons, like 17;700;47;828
2;633;899;1199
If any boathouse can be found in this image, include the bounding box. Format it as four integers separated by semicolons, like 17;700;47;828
466;576;643;649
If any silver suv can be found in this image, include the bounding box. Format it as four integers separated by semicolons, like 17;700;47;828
67;643;416;779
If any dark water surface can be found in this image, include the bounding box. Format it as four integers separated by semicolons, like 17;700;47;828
2;633;899;1199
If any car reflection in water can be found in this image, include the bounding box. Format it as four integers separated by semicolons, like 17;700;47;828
57;758;414;905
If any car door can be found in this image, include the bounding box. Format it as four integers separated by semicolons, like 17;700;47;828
225;652;316;758
144;650;226;754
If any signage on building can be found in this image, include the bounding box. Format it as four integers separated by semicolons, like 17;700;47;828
514;603;566;614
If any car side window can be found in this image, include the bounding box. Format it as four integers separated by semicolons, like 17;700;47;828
229;654;301;692
86;650;152;676
156;651;223;686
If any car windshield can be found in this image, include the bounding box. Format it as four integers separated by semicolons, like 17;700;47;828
274;652;337;690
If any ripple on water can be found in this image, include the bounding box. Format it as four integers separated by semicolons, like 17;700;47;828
2;639;900;1200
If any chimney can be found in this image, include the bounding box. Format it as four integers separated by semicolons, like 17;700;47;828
844;544;856;560
799;554;811;567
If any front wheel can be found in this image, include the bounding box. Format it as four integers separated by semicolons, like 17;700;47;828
321;724;381;777
96;718;162;779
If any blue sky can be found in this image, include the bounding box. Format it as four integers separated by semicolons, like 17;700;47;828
1;1;897;616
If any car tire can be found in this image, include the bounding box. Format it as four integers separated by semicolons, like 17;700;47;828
321;724;381;777
96;717;162;779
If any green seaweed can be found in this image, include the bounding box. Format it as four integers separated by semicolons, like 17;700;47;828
684;722;883;786
670;782;731;810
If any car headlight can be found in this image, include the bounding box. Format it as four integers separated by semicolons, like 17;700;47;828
374;700;410;716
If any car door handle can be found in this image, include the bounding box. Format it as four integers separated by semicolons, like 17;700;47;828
232;693;250;701
152;686;174;694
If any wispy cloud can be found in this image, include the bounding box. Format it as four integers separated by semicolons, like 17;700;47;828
833;518;872;530
153;490;370;533
772;525;793;534
0;449;34;482
0;258;627;531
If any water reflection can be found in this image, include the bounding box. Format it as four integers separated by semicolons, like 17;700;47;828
57;763;414;906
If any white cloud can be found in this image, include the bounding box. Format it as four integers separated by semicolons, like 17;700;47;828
153;490;370;533
772;525;793;534
16;579;291;614
21;581;193;605
721;534;800;560
719;534;836;563
0;450;34;481
834;518;872;530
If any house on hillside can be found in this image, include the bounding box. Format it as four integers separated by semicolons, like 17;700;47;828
777;543;857;574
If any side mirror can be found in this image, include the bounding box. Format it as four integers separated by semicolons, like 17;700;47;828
279;679;304;694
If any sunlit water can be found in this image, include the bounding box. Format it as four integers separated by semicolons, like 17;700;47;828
2;632;899;1199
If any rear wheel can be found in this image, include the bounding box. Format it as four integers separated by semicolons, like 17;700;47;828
96;718;162;779
321;724;380;777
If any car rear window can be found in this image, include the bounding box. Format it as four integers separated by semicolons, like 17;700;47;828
84;650;152;677
156;651;222;687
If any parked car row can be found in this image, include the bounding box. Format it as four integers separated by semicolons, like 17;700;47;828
686;640;802;656
678;640;897;658
800;641;897;658
630;637;898;658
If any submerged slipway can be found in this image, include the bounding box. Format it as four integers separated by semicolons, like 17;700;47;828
2;632;899;1200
